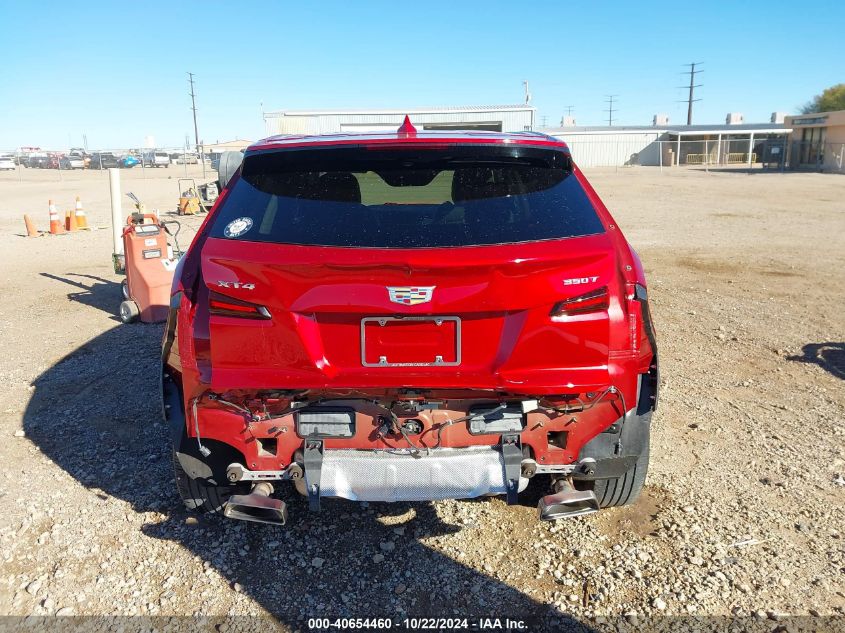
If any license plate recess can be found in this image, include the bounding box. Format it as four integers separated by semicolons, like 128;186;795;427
361;316;460;367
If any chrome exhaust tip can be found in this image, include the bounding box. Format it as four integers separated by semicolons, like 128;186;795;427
538;487;600;521
224;482;288;525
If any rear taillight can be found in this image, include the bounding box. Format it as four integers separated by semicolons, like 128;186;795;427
550;286;609;316
209;291;271;320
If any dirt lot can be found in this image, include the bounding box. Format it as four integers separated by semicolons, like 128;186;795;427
0;165;843;631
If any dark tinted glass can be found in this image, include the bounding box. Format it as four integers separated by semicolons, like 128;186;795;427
209;146;604;248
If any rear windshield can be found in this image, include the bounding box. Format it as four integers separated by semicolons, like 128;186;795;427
209;146;604;248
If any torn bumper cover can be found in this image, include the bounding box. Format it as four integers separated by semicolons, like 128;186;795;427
315;446;528;503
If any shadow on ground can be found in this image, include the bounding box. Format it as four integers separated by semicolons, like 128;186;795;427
22;323;594;632
40;272;121;319
787;342;845;380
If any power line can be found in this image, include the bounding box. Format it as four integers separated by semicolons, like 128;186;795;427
604;95;618;126
565;105;574;116
188;72;200;152
679;62;703;125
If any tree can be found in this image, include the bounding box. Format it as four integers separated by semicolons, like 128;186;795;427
801;84;845;114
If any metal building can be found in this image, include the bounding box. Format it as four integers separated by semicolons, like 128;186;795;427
542;122;792;168
263;105;536;136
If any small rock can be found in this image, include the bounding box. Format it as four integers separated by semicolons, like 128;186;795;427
311;557;324;569
184;517;199;526
394;584;406;595
25;580;41;595
653;597;667;611
372;554;385;563
379;541;395;553
56;607;74;616
13;430;25;438
232;582;242;594
393;527;406;536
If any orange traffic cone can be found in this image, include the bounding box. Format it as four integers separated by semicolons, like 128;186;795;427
74;196;89;230
24;214;39;237
48;200;64;235
66;208;78;232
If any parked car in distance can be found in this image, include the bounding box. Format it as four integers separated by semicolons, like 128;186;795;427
59;155;85;170
120;155;140;168
162;119;658;526
171;152;199;164
142;150;171;168
0;155;15;170
88;152;120;169
27;154;50;168
68;150;91;169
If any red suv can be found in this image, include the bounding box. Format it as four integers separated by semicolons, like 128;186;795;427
161;119;658;525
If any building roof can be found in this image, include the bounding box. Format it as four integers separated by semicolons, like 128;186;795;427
542;123;791;135
265;104;536;117
206;139;252;147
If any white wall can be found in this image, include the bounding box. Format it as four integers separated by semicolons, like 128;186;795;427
548;132;665;167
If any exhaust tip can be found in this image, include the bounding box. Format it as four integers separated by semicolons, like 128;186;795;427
538;488;599;521
224;493;288;525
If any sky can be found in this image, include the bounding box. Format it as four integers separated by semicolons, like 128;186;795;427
1;0;842;150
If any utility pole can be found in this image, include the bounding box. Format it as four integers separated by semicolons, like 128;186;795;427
523;80;531;104
604;95;618;126
680;62;703;125
565;105;574;116
541;115;548;127
188;72;200;152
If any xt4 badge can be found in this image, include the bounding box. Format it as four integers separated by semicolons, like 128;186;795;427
217;281;255;290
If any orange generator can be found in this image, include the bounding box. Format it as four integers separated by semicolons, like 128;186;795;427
118;213;180;323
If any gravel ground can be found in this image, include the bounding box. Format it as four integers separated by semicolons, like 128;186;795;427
0;165;843;632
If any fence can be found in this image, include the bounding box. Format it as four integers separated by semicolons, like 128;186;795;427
1;146;217;182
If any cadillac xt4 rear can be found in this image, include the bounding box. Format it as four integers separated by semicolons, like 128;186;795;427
161;119;658;525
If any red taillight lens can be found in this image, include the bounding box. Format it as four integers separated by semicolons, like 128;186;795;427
551;286;609;316
209;291;271;320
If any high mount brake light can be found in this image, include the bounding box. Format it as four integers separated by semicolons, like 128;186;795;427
551;286;609;316
209;291;271;320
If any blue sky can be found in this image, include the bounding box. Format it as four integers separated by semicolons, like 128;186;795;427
1;0;842;149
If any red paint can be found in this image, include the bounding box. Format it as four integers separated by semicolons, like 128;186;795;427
397;115;417;137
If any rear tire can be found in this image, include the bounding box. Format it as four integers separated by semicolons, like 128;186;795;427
579;443;649;508
172;451;248;515
119;300;140;323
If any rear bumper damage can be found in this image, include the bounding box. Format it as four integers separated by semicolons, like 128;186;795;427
229;445;532;503
164;364;655;525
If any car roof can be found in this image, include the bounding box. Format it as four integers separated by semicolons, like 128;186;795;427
247;119;569;154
